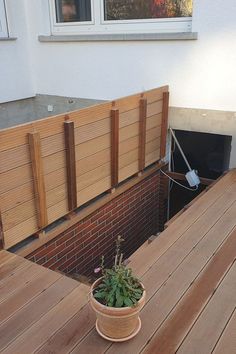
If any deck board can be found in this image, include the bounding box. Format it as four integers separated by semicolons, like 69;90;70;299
177;262;236;354
213;308;236;354
0;170;236;353
129;169;236;277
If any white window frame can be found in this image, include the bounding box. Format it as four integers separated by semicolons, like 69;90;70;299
0;0;8;38
49;0;192;35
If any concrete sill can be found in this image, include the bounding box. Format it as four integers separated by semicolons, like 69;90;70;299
38;32;198;42
0;37;17;41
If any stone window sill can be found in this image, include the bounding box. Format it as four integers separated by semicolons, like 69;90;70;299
0;37;17;41
38;32;198;42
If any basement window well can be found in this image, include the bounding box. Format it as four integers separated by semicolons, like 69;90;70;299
169;130;232;218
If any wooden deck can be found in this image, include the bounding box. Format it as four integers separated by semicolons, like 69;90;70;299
1;169;236;353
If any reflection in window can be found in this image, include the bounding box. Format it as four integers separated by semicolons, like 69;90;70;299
104;0;192;21
55;0;91;22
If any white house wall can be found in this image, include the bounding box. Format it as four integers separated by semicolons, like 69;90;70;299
0;0;35;103
26;0;236;112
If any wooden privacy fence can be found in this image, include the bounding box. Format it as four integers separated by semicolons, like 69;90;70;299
0;86;169;249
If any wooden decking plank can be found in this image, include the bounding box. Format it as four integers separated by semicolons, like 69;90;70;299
129;170;236;277
0;268;60;323
133;185;236;302
0;254;27;280
140;231;236;354
213;308;236;354
105;202;236;354
130;175;236;278
129;182;236;286
176;262;236;354
2;285;88;354
0;251;16;267
0;262;43;303
70;326;109;354
0;276;78;351
36;293;94;354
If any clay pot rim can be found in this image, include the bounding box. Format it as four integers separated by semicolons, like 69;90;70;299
90;276;146;314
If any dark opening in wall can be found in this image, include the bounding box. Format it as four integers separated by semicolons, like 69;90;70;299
169;130;232;218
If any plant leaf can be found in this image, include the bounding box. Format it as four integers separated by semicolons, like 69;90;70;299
115;295;124;307
124;297;133;307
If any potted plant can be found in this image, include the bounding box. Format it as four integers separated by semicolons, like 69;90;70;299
90;236;146;342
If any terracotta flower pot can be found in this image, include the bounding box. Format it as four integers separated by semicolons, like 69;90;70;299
90;277;146;342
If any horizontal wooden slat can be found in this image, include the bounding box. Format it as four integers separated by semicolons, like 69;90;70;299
119;122;139;143
77;176;111;207
114;85;168;113
146;137;161;155
120;148;139;169
119;108;139;128
44;168;67;192
43;151;66;175
2;199;36;231
77;164;110;192
146;113;162;130
4;217;38;249
146;125;162;143
1;182;34;213
75;134;110;161
41;133;65;157
47;199;68;224
0;117;65;153
144;85;169;103
46;184;67;208
145;149;161;167
114;94;141;113
119;136;139;156
119;161;139;183
76;149;111;176
74;118;110;145
72;101;112;128
147;100;163;117
0;145;30;173
0;165;32;194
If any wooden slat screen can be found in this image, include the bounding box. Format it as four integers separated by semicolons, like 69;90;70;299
0;86;169;249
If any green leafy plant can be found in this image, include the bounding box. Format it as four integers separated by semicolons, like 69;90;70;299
93;236;143;308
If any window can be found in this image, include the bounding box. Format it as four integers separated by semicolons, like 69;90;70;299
49;0;193;35
55;0;92;23
0;0;8;38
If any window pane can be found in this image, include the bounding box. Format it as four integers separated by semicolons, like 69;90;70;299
104;0;192;21
55;0;91;22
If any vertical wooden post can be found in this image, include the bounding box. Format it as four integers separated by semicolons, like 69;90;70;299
160;91;170;159
64;121;77;211
111;109;119;188
0;210;4;249
139;98;147;171
28;132;48;229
